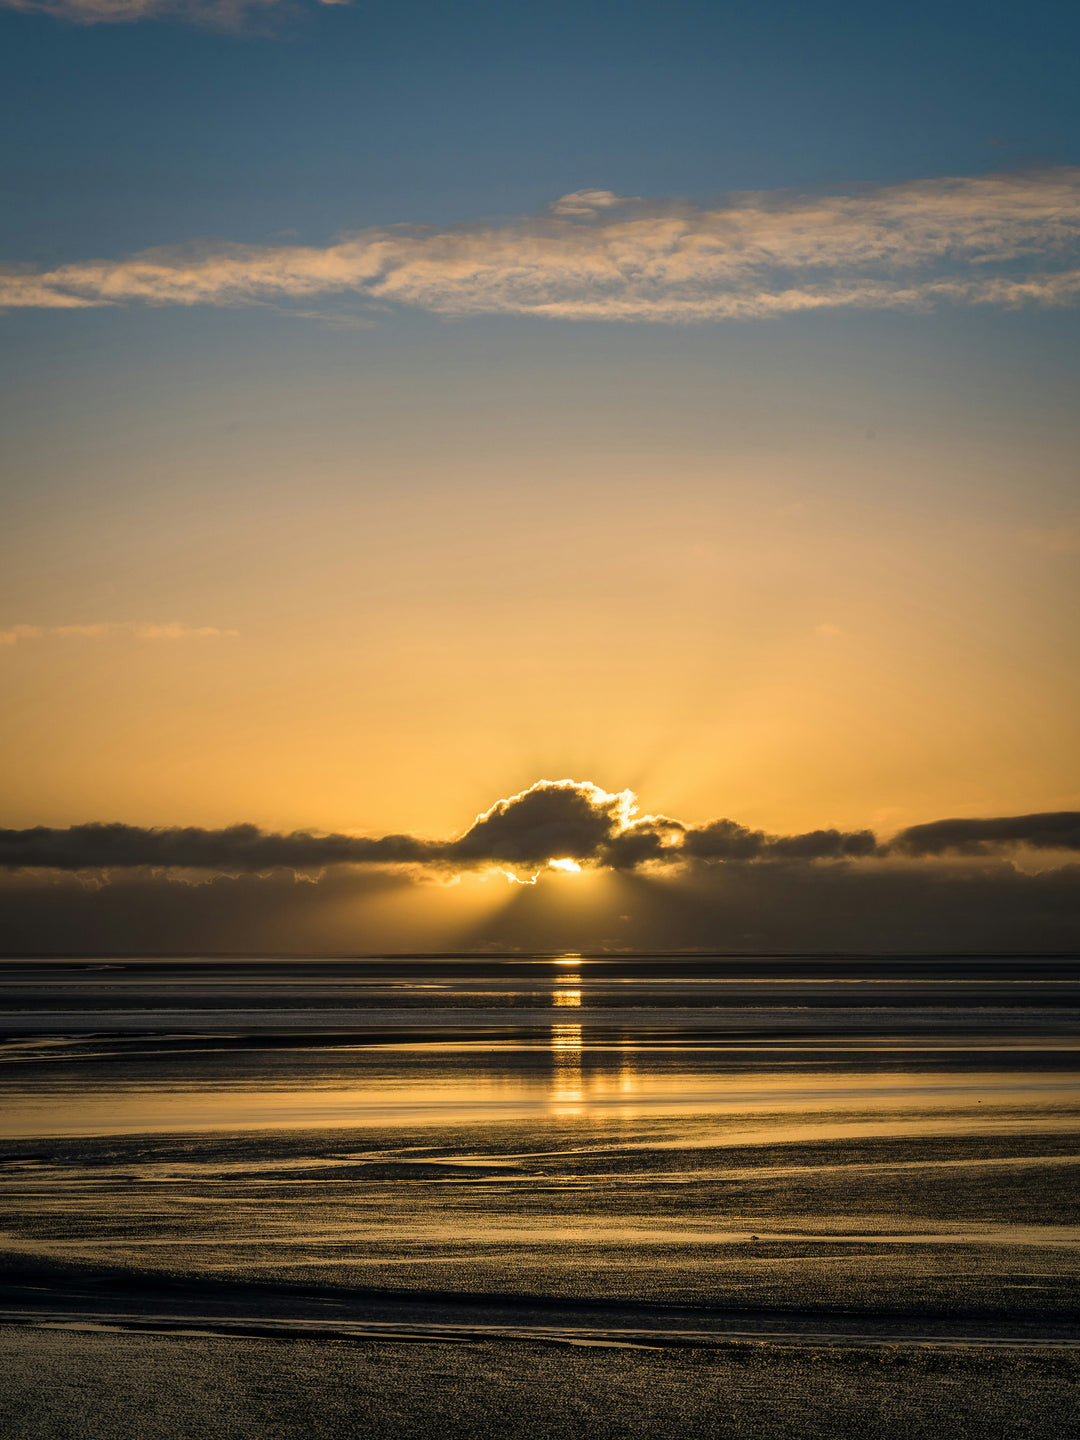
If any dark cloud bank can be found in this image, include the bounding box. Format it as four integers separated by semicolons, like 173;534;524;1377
1;780;1078;954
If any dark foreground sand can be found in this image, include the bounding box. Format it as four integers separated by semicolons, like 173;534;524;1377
3;1328;1079;1440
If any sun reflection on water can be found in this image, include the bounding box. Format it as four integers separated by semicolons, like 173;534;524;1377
552;953;583;1011
550;1021;584;1111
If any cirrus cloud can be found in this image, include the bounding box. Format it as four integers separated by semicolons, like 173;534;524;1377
3;170;1080;323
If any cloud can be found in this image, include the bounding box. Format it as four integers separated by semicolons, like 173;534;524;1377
1;854;1077;956
602;815;686;869
0;622;238;646
4;170;1080;322
682;818;878;862
0;866;418;956
0;0;339;27
0;782;636;873
890;811;1080;856
461;856;1080;956
547;190;639;217
449;780;637;866
2;782;1078;953
0;822;440;871
2;779;1077;876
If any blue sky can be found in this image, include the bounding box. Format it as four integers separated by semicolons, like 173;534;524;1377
3;0;1080;260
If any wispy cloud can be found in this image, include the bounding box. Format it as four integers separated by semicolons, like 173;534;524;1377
3;170;1080;323
1;0;342;27
0;622;238;646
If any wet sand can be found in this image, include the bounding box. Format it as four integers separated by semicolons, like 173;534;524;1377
4;1329;1079;1440
2;954;1079;1435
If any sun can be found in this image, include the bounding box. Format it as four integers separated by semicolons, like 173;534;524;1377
548;857;583;874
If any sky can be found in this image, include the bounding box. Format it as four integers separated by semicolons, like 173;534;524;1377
1;0;1079;952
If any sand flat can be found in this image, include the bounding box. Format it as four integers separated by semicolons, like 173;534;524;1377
2;955;1079;1435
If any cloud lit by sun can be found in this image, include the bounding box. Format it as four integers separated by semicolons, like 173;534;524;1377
548;857;583;874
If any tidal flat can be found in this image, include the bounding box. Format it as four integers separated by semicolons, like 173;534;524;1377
1;954;1078;1437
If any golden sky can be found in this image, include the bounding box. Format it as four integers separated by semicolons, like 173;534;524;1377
3;399;1077;841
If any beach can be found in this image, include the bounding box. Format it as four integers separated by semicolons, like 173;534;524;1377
1;954;1078;1436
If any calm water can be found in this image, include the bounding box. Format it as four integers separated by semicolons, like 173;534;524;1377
2;954;1079;1350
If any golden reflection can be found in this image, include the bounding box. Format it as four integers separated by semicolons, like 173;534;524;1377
552;956;583;1009
550;1023;583;1053
6;1061;1080;1138
550;1021;583;1110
